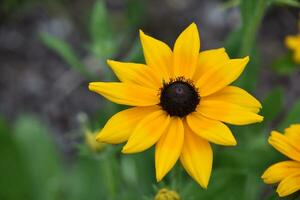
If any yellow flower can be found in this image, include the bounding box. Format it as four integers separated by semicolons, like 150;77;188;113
154;188;180;200
89;23;263;188
285;34;300;64
262;124;300;197
85;131;106;152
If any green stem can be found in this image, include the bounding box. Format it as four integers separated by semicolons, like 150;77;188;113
240;0;268;56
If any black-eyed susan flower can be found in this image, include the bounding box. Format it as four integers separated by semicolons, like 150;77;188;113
154;188;180;200
89;23;263;188
285;34;300;64
262;124;300;197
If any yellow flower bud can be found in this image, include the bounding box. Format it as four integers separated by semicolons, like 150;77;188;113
85;131;106;152
154;188;180;200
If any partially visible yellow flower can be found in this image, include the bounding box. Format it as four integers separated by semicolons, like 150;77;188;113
154;188;180;200
262;124;300;197
85;130;106;152
89;23;263;188
285;34;300;64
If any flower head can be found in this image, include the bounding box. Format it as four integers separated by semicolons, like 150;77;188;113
285;34;300;64
154;188;180;200
262;124;300;197
89;23;263;188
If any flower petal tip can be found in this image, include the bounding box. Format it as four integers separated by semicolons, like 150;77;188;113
242;56;250;64
227;140;237;146
257;115;264;122
139;29;145;37
202;185;208;190
156;175;163;182
232;141;238;146
190;22;197;27
226;136;237;146
261;175;267;182
185;22;198;32
121;145;132;154
88;82;97;92
197;180;208;189
276;189;286;198
95;133;106;143
121;146;128;153
106;59;113;65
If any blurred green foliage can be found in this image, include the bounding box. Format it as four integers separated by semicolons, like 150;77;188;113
1;0;300;199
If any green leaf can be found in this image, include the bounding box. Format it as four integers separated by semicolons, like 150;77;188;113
279;98;300;130
239;0;268;56
240;0;256;27
89;0;116;58
89;0;110;42
235;47;260;91
13;115;63;200
265;192;278;200
271;0;300;7
125;0;146;28
226;0;268;91
65;156;110;200
272;54;296;75
39;32;91;78
261;87;284;122
182;169;254;200
124;38;144;62
224;28;242;57
0;117;34;200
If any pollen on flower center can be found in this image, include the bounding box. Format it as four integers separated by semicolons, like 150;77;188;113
160;77;200;117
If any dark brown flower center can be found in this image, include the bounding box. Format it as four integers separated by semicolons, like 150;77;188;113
160;77;200;117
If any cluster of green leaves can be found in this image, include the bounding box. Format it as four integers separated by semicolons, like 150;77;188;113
0;114;162;200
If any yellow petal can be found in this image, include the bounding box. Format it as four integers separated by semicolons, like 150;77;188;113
96;106;158;144
269;131;300;162
285;35;300;50
107;60;161;89
89;82;159;106
196;56;249;97
122;109;170;153
198;99;263;125
173;23;200;78
140;30;172;80
193;48;230;81
180;123;213;188
262;161;300;184
186;112;236;146
155;117;184;181
284;124;300;143
277;172;300;197
203;86;262;113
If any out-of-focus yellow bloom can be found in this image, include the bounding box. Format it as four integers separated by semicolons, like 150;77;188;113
262;124;300;197
85;131;106;152
89;23;263;188
285;34;300;63
154;188;180;200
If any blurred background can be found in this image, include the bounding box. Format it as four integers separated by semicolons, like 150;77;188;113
1;0;300;199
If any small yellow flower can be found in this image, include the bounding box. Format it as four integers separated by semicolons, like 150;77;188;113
89;23;263;188
262;124;300;197
85;131;106;152
154;188;180;200
285;34;300;64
